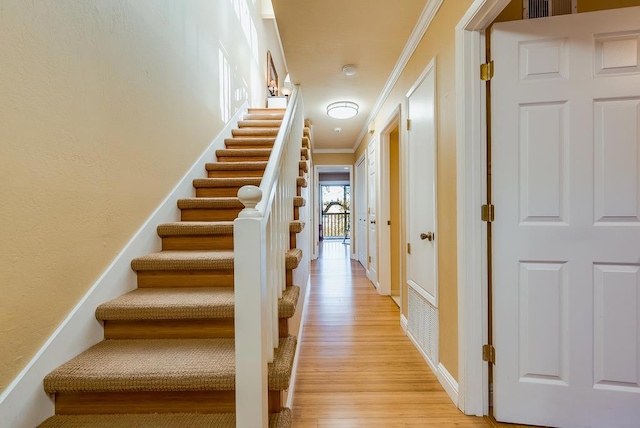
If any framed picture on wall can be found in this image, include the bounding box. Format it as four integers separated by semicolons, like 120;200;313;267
267;50;278;97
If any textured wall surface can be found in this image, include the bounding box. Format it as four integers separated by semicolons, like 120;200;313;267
0;0;284;392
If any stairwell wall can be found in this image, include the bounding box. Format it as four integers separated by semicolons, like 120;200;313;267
0;0;285;392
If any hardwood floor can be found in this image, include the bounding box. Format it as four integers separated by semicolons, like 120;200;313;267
292;241;490;427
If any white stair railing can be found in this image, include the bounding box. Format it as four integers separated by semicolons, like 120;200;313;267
234;87;304;428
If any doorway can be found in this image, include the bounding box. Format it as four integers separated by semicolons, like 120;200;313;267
316;165;353;261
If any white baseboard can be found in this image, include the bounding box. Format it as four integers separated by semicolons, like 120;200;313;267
285;275;311;409
405;327;459;408
437;362;459;406
0;103;248;428
400;314;408;333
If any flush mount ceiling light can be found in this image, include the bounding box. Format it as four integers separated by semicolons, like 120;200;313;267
342;64;357;76
327;101;359;119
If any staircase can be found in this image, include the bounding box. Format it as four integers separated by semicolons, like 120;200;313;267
38;106;310;428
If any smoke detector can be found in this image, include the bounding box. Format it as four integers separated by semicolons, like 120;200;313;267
342;64;357;76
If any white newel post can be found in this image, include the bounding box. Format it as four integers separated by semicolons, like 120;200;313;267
234;185;269;428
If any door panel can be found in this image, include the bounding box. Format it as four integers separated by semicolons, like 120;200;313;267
367;140;378;285
406;59;438;306
492;7;640;427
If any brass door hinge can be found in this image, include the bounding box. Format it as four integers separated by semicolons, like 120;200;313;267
407;119;411;131
482;344;495;364
407;243;411;254
368;256;371;263
480;60;494;81
481;204;495;222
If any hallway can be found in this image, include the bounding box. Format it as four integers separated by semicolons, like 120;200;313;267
291;241;489;427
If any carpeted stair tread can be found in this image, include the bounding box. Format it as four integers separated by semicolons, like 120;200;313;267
297;177;307;188
302;136;310;148
299;160;308;173
177;197;244;210
237;120;282;128
289;221;305;233
303;127;310;137
248;107;286;114
157;221;234;237
231;128;279;137
300;148;309;160
223;137;276;147
132;250;302;271
96;286;300;321
286;248;303;269
205;161;268;171
37;409;293;428
131;250;235;271
293;196;305;207
216;148;272;157
193;177;262;188
43;335;296;393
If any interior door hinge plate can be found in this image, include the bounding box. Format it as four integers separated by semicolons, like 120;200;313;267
407;119;411;131
407;243;411;254
481;204;495;222
480;60;494;81
482;344;495;364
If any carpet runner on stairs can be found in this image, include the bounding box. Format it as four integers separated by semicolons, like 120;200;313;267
39;108;308;427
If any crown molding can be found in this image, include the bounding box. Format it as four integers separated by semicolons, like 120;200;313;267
352;0;445;151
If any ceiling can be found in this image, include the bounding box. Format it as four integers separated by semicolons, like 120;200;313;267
271;0;428;152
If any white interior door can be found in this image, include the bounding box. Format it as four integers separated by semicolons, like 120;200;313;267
356;156;367;268
367;140;378;286
406;59;438;306
492;7;640;427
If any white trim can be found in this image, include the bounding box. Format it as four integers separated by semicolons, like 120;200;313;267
437;363;460;406
407;280;437;308
312;148;354;154
455;0;511;417
285;275;311;409
377;104;402;297
400;314;408;333
354;153;367;268
352;0;445;151
0;103;248;428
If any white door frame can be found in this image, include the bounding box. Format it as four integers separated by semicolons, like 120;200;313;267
455;0;511;416
355;152;368;267
378;104;402;297
315;165;355;258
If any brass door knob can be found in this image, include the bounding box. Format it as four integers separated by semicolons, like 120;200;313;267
420;232;434;241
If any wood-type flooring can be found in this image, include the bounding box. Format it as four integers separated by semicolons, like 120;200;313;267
292;240;540;428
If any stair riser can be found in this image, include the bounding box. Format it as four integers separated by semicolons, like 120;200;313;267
103;318;290;340
225;142;275;149
195;188;244;198
207;170;265;178
290;233;297;250
104;319;234;339
237;120;282;128
217;155;271;162
162;235;233;251
181;208;242;221
231;130;279;137
53;390;283;415
137;270;235;287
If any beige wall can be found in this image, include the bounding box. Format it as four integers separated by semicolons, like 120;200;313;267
0;0;284;392
313;152;355;166
354;0;474;380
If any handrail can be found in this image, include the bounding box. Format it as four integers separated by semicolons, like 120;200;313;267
233;86;304;428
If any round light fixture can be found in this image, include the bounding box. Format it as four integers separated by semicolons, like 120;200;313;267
327;101;359;119
342;64;357;76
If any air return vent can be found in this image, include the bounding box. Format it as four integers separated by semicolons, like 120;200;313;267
407;286;439;367
524;0;575;19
